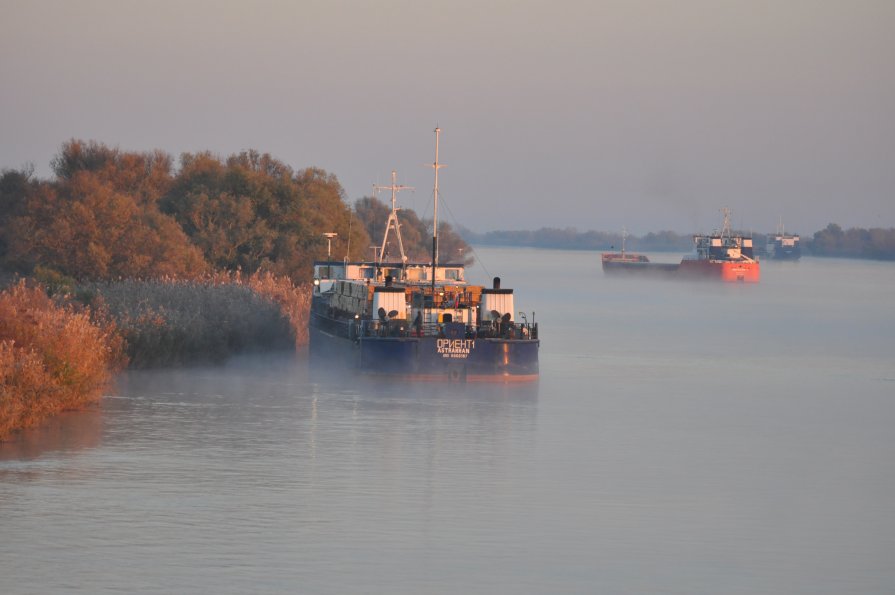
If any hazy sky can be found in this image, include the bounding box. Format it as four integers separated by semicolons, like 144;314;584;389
2;0;893;234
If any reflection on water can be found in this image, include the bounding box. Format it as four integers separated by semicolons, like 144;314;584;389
0;351;542;594
2;252;895;594
0;408;103;463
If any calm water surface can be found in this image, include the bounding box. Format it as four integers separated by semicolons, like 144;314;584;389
2;248;894;594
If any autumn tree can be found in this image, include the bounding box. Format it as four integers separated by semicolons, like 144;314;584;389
0;166;38;261
1;141;207;279
161;151;368;281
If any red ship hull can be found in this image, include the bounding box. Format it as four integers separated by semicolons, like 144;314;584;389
678;259;760;283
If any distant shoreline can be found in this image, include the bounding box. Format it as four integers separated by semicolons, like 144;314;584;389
462;224;895;261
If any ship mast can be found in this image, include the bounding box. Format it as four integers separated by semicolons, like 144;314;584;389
721;207;732;239
373;170;413;266
429;127;446;290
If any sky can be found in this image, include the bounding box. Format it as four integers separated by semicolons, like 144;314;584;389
2;0;893;235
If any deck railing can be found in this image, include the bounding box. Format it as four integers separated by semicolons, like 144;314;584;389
352;319;538;341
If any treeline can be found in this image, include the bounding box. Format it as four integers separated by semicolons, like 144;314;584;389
807;223;895;260
0;140;472;282
460;227;693;252
0;140;371;282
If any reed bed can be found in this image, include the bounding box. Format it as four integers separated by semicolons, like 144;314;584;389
0;282;124;441
80;273;308;367
242;271;312;346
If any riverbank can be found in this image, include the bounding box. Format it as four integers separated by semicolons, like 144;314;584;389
0;273;311;441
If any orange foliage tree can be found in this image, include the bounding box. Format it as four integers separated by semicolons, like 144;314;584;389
1;141;208;280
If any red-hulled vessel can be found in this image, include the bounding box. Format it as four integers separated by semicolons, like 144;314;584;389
678;208;760;283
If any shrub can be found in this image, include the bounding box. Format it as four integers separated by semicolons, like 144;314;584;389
0;282;123;441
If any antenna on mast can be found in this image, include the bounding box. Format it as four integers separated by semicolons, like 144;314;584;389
373;170;413;266
428;126;446;290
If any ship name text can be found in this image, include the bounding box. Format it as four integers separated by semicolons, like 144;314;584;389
437;338;475;359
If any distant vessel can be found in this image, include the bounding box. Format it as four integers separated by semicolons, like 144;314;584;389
308;128;540;382
601;228;647;266
678;209;760;282
600;209;760;283
766;219;801;260
601;229;678;276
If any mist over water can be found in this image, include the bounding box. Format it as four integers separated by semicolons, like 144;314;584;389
2;247;894;594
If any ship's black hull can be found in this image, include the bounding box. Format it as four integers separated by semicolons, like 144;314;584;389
309;310;539;382
771;247;801;260
602;261;680;276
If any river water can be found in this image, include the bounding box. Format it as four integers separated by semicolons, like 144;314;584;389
2;248;894;594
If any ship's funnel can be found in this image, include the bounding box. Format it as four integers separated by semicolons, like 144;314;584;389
372;286;407;320
481;288;514;323
493;277;501;289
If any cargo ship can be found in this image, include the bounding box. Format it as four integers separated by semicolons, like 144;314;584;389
678;209;760;282
601;229;678;276
600;209;760;283
601;255;679;276
601;228;648;267
308;128;539;382
765;219;801;260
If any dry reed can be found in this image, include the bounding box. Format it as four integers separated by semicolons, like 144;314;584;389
0;282;124;441
79;273;311;367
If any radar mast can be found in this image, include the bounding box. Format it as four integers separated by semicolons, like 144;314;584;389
373;170;413;266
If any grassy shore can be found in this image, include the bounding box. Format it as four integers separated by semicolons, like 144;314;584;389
0;273;311;441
